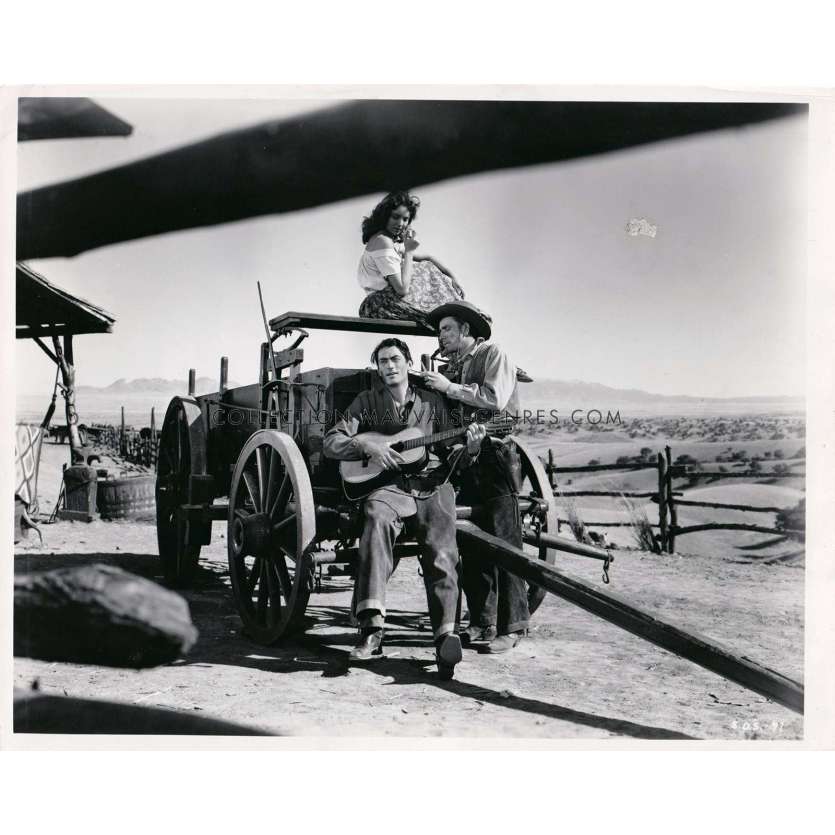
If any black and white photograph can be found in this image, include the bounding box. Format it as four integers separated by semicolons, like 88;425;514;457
8;89;821;743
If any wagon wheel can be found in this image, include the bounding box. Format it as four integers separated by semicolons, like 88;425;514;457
513;436;558;615
228;429;316;644
155;397;207;587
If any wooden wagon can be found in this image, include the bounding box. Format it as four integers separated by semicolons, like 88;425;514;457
155;311;557;645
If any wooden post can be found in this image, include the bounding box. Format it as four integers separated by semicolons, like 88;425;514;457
548;449;556;490
657;452;668;553
150;407;157;467
120;406;126;457
220;357;228;395
188;368;196;396
665;445;677;553
52;334;84;464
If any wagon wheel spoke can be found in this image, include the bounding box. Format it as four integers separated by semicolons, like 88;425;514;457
273;512;297;536
247;556;262;593
268;473;291;520
265;447;278;509
255;559;269;622
256;446;268;511
264;559;283;615
274;554;294;598
242;469;260;512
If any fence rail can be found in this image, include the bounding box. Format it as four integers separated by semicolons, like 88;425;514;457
541;444;805;553
89;406;159;469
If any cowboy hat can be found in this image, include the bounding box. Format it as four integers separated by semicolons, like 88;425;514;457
427;300;492;341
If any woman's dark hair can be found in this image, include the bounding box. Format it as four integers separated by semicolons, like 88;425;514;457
371;338;413;367
361;191;420;244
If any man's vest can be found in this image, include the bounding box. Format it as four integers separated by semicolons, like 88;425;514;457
448;341;520;425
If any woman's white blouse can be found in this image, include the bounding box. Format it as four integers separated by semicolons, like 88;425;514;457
357;236;404;293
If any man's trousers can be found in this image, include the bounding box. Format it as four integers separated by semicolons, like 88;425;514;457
354;481;461;640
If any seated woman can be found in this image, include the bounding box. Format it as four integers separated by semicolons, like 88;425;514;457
357;191;465;327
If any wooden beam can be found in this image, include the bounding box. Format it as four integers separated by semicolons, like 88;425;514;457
270;311;435;337
655;497;786;513
673;523;804;537
665;446;676;553
17;324;113;338
657;453;668;551
273;347;305;370
545;462;658;473
456;521;804;713
681;471;805;479
557;490;673;499
52;334;83;463
220;356;229;395
522;528;612;562
33;336;58;364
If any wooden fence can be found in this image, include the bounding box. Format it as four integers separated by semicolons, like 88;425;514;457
540;446;805;553
89;406;159;469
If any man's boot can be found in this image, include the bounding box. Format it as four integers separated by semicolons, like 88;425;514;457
435;632;463;680
349;628;385;661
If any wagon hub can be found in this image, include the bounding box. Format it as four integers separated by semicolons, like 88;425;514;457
231;512;273;557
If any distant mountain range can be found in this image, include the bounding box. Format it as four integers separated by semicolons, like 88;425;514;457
76;377;240;395
74;376;803;405
521;378;803;405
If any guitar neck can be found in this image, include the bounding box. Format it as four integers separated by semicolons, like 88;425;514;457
395;426;468;451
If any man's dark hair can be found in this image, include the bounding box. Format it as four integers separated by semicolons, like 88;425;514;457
371;337;413;366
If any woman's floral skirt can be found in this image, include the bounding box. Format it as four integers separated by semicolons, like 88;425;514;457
358;261;466;326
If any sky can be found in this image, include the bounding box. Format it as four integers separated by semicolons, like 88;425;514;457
15;97;807;401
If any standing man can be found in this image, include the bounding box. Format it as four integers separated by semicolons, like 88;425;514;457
422;302;529;654
323;337;484;679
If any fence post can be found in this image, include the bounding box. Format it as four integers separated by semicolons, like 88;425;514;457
220;357;228;395
548;449;556;490
120;406;126;457
149;407;156;468
665;445;677;553
657;452;668;553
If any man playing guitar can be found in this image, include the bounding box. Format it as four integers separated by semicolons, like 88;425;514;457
323;337;484;680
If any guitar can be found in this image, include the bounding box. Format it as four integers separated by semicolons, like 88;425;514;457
339;420;516;500
339;425;470;501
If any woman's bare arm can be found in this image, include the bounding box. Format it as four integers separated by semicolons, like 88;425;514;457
384;250;413;296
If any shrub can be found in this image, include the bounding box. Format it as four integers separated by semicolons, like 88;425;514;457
559;496;588;544
776;499;805;540
620;495;658;553
587;458;600;466
773;449;785;459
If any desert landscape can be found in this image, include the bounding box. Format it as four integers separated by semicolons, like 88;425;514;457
14;394;805;740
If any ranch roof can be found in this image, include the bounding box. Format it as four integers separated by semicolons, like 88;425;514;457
16;262;116;339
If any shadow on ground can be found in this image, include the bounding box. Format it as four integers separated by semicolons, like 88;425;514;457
14;551;695;740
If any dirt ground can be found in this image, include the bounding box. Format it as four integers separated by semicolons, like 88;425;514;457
13;442;804;740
